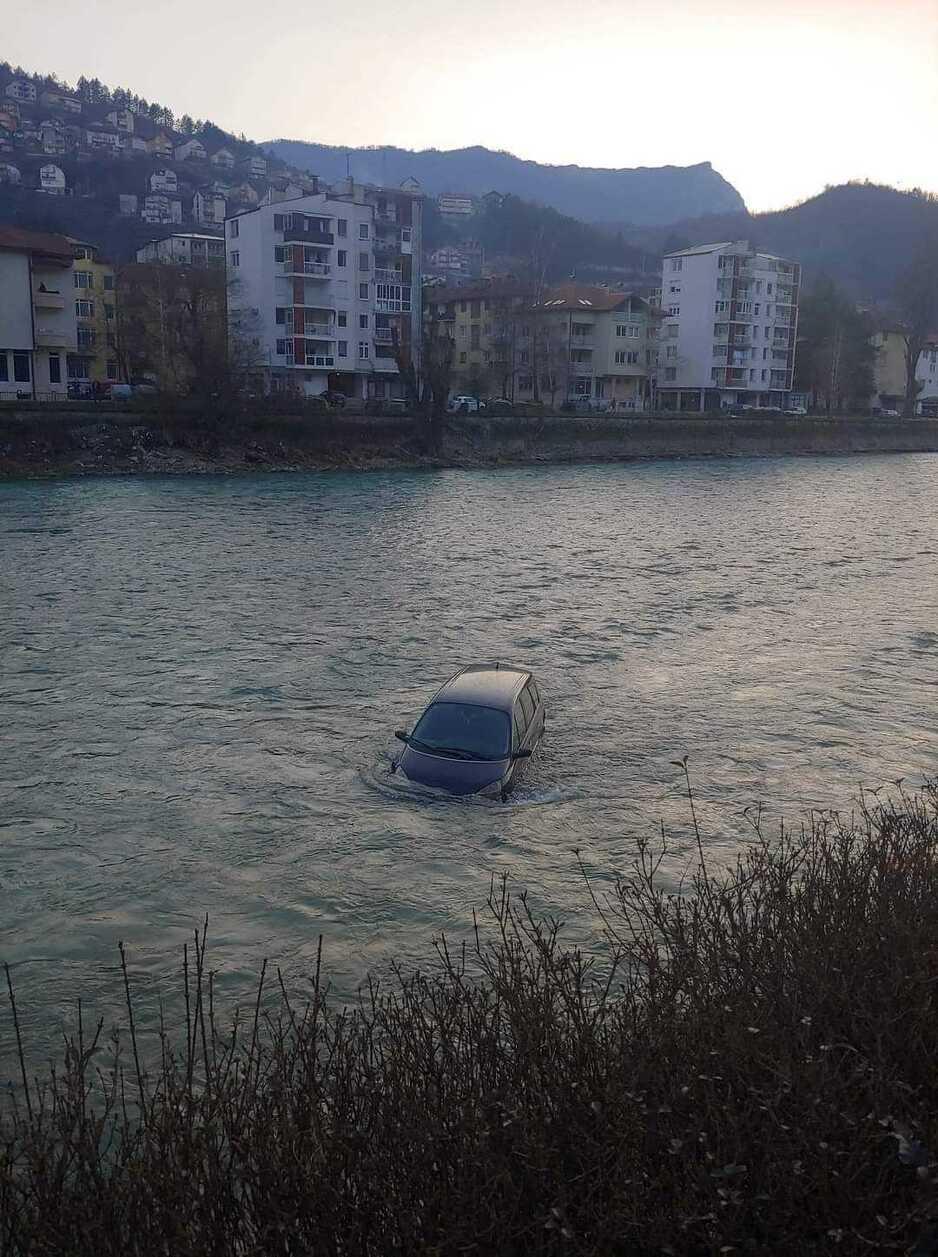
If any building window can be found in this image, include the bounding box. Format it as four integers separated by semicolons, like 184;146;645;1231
104;304;114;320
470;300;481;318
470;326;480;349
337;311;347;328
761;369;767;381
48;354;61;384
519;350;529;364
460;301;467;313
0;354;7;382
275;307;286;324
754;303;761;315
359;283;368;299
230;218;239;238
13;351;30;382
714;323;728;336
664;367;676;381
274;246;287;263
337;250;347;267
337;219;347;237
359;251;370;272
73;271;93;289
273;214;284;230
338;341;348;357
711;367;719;382
275;338;291;355
103;274;114;291
359;223;369;239
670;258;682;272
358;341;369;359
668;305;680;317
666;345;677;358
107;360;117;380
459;351;467;364
615;350;627;365
75;299;94;318
359;313;368;329
736;301;752;315
230;251;240;267
715;301;728;314
518;376;533;391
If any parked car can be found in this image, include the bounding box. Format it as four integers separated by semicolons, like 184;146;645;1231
784;405;807;416
880;408;900;418
448;395;484;413
391;665;545;801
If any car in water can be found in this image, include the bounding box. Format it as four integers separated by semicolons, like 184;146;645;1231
447;395;484;413
392;665;545;800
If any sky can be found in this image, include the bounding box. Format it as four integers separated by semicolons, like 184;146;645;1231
7;0;938;213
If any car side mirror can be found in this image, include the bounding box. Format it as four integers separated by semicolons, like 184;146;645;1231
513;748;532;759
394;730;409;743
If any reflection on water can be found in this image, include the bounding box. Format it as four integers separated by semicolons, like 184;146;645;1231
2;456;938;1067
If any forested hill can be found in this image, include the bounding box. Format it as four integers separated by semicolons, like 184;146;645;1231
618;183;938;299
263;141;746;226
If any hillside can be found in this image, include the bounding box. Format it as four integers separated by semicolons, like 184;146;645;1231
263;141;746;226
614;183;938;299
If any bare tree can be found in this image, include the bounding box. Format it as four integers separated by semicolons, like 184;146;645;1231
894;247;938;417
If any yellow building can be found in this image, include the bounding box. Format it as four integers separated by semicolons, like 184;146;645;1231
69;240;121;390
425;281;654;407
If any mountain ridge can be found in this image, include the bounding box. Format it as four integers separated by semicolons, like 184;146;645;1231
262;139;746;226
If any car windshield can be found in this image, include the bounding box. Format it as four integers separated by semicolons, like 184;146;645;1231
410;702;510;760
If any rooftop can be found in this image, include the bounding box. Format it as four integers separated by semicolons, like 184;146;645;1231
0;224;75;262
437;666;531;712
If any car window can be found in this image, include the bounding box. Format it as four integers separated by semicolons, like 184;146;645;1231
518;687;535;728
511;708;523;752
412;702;510;760
528;679;540;708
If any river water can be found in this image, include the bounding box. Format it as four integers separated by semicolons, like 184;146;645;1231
2;456;938;1067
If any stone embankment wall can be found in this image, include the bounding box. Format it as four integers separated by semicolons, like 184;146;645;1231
2;408;938;478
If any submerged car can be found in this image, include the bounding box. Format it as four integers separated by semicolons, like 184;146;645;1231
392;665;545;800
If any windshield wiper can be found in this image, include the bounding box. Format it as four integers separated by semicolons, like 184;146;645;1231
433;747;503;761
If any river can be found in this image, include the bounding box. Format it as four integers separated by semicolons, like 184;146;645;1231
2;456;938;1067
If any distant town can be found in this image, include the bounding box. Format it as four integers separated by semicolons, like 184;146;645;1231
2;61;937;420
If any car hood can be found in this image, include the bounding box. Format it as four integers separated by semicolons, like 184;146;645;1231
399;746;507;795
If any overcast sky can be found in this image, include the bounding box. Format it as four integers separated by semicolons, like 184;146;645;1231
8;0;938;213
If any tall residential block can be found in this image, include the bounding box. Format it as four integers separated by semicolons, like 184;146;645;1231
0;225;77;400
657;241;800;411
225;183;421;400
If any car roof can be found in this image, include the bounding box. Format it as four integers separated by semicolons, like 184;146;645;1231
434;665;532;712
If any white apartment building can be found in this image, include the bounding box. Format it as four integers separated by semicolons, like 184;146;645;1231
226;183;421;400
4;79;37;104
0;226;77;400
657;241;801;411
136;232;225;265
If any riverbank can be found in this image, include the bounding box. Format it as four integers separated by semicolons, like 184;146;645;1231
4;784;938;1255
2;408;938;477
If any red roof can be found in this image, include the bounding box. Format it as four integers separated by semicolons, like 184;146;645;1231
0;223;75;261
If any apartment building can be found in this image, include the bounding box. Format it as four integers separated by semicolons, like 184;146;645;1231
0;225;77;400
193;188;227;226
429;281;653;406
136;232;225;265
69;241;120;386
657;241;801;411
226;183;421;400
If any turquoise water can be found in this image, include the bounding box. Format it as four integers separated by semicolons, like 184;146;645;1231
3;457;938;1067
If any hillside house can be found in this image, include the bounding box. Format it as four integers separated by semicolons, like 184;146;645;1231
237;154;267;177
141;193;183;225
119;193;139;215
37;164;66;195
136;232;225;266
210;147;236;170
105;108;135;132
4;79;37;104
40;89;82;114
175;138;207;162
146;132;174;157
0;163;21;184
193;188;227;226
85;125;121;154
229;181;261;206
149;168;178;193
39;121;67;155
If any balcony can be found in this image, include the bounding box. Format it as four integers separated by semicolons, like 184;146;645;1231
570;362;593;376
35;328;70;348
372;234;398;252
33;288;64;309
570;338;594;350
298;323;336;338
283;227;334;246
374;328;395;345
376;298;411;313
280;260;331;278
287;354;335;368
374;267;404;285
